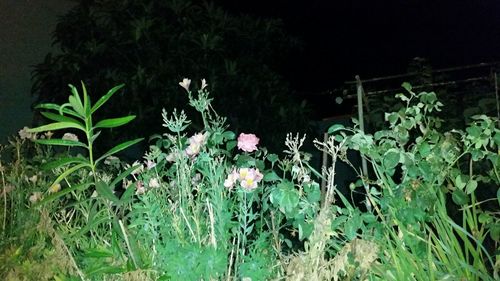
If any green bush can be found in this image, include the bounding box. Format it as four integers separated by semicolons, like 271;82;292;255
1;81;498;280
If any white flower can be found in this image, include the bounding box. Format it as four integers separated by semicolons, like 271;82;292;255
62;133;79;142
18;126;36;140
29;192;43;203
145;159;156;170
149;178;160;188
185;132;208;157
166;152;177;162
104;156;120;165
201;78;208;90
179;78;191;91
28;175;38;184
129;161;144;176
302;175;311;183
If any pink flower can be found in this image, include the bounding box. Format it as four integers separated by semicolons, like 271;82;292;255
253;168;264;182
224;169;239;189
230;167;264;191
237;133;260;152
239;169;262;191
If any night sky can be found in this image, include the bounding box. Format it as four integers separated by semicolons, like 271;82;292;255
1;0;499;142
220;0;500;91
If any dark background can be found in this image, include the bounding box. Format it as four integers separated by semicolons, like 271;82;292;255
1;0;499;142
219;0;500;91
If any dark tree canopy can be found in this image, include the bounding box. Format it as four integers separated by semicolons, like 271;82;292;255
32;0;310;153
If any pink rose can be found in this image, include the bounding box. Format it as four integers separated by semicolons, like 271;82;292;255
237;133;259;152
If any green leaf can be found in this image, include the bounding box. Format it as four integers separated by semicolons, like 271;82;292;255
497;188;500;206
478;213;492;224
236;154;255;167
119;184;136;205
68;85;85;116
226;140;237;151
41;157;88;171
40;111;84;127
490;223;500;241
84;248;114;258
272;181;299;214
493;132;500;146
465;179;478;194
344;213;362;240
50;163;91;186
222;130;235;140
418;142;431;158
266;153;279;164
455;175;467;189
95;138;144;164
211;132;223;145
81;81;92;117
91;84;125;114
109;163;143;188
94;115;136;129
34;138;87;148
402;82;412;92
327;124;344;134
263;171;281;182
95;180;120;204
35;103;81;118
452;189;469;206
27;121;85;133
298;222;313;240
383;148;400;169
33;181;92;207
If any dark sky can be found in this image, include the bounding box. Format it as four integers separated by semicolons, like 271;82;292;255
219;0;500;91
1;0;499;142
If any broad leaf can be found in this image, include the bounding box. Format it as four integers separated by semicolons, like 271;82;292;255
327;123;344;134
402;82;412;92
94;115;136;129
452;189;469;206
383;148;400;169
263;171;280;182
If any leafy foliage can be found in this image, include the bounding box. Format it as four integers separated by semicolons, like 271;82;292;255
1;80;499;280
31;0;309;152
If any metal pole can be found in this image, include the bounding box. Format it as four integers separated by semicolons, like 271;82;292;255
355;75;371;212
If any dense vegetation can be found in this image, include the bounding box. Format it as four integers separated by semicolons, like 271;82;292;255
31;0;309;153
1;81;498;280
